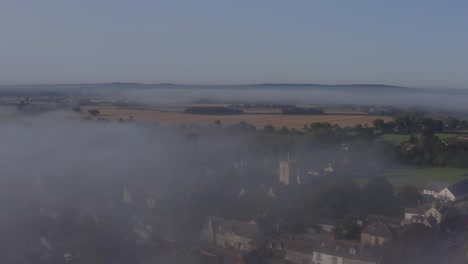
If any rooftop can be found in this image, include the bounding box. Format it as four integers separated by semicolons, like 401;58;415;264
424;181;450;192
314;240;377;262
404;208;426;215
447;178;468;198
204;216;258;239
361;224;393;239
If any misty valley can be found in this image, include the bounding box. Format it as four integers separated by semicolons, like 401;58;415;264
1;84;468;264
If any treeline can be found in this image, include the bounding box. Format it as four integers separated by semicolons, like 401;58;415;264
373;112;468;134
184;106;244;115
388;132;468;167
281;107;324;115
372;113;468;166
230;103;296;109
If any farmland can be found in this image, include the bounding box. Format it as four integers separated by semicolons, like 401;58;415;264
74;105;392;129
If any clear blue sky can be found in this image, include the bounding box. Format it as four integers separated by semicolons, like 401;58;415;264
1;0;467;87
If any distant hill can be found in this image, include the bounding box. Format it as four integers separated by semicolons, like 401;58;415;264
0;83;412;94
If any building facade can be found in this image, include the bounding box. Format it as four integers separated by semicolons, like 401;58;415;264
200;216;260;252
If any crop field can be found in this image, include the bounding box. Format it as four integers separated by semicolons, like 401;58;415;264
76;105;392;129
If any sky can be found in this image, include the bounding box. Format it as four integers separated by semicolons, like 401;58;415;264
0;0;467;87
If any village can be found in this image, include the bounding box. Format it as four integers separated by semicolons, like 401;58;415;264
18;153;468;264
3;89;468;264
194;159;468;264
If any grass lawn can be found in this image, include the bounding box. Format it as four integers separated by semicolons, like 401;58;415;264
378;134;411;143
376;166;468;188
141;252;203;264
435;133;461;140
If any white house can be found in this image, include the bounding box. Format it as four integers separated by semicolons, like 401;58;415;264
403;208;426;223
403;202;448;228
422;181;449;197
312;241;377;264
437;179;468;202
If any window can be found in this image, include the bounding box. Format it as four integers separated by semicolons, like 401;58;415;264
332;256;338;264
316;253;322;261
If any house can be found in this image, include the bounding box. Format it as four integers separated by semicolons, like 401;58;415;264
423;202;447;224
268;234;378;264
267;237;315;263
403;202;448;228
422;181;449;197
315;220;337;233
360;224;393;246
283;240;315;264
200;216;262;252
267;237;287;259
279;157;332;186
366;214;403;228
313;241;378;264
403;208;426;223
437;179;468;202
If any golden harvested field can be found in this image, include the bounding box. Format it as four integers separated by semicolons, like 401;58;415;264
77;106;392;129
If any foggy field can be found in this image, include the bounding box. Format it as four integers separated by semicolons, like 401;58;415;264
75;105;391;129
377;167;468;187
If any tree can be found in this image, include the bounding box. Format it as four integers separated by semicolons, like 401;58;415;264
278;126;289;135
334;217;361;240
263;125;275;133
243;249;267;264
373;119;385;130
308;178;362;219
408;134;418;144
72;106;82;113
363;177;398;215
88;109;100;116
397;184;421;207
288;220;307;234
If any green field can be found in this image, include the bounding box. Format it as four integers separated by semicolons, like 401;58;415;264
376;166;468;188
378;133;459;143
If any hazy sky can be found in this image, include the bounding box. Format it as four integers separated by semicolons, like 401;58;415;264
1;0;467;87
